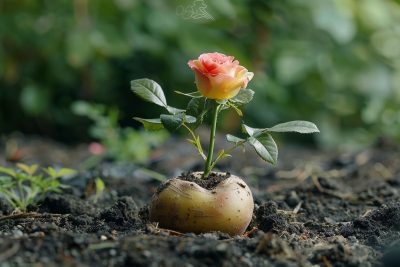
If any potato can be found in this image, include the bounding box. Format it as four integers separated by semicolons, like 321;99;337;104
149;172;254;236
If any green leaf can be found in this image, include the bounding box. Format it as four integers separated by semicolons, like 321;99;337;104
160;113;196;131
248;133;278;164
43;167;57;178
215;149;231;161
16;163;38;176
242;124;263;136
187;98;211;127
209;149;232;171
218;150;231;160
134;117;164;130
268;121;320;134
226;134;245;144
242;124;254;136
0;166;16;177
228;102;243;117
44;167;76;179
184;115;197;124
160;114;184;132
131;79;167;107
57;168;77;178
230;89;255;105
166;106;185;115
95;178;105;194
186;97;206;118
0;176;13;188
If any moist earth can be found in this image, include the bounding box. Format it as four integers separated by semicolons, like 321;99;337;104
0;137;399;266
177;171;231;190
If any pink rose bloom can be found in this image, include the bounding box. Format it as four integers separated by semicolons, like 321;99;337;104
188;52;254;100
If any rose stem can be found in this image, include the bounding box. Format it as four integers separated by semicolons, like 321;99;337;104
203;102;221;178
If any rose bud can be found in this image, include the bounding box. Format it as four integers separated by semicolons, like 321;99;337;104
188;52;254;100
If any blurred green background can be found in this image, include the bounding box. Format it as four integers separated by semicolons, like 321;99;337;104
1;0;400;150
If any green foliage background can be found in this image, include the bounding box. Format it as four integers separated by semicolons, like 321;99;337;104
1;0;399;149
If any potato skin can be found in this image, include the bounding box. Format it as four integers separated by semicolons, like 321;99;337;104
149;172;254;236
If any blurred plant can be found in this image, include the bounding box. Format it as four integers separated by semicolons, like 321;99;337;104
0;164;76;212
1;0;400;148
246;0;400;149
71;101;168;164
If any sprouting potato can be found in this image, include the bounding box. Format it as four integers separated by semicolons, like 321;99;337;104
149;172;254;236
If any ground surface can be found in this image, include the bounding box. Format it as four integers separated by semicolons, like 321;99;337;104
0;135;399;267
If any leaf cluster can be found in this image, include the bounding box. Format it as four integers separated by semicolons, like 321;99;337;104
131;79;252;162
131;78;254;131
131;79;319;169
229;121;320;165
0;164;76;212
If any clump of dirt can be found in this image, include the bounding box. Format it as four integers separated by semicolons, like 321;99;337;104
255;201;290;233
100;196;139;229
254;232;302;265
370;202;400;230
340;202;400;246
40;194;96;216
0;198;12;216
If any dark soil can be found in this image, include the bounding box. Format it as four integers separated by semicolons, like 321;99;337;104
0;135;399;266
177;171;231;189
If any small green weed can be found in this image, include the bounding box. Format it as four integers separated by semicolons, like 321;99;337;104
0;164;76;212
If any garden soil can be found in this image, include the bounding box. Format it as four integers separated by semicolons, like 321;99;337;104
0;136;399;267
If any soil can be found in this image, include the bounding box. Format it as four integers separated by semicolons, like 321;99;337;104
177;171;231;189
0;135;399;267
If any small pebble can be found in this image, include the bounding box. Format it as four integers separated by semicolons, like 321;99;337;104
143;250;152;257
109;249;117;256
74;236;85;244
216;243;228;252
12;229;24;238
71;249;80;257
240;257;253;266
30;231;45;238
286;191;300;207
202;233;218;240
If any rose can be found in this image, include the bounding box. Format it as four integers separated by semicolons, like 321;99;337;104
188;52;254;100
